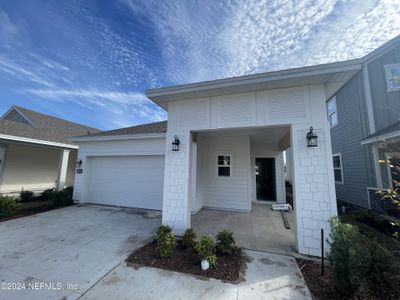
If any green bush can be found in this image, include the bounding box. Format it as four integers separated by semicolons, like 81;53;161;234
182;228;196;249
38;188;56;201
50;187;74;207
364;239;393;283
355;209;400;237
216;229;235;254
19;190;35;203
157;225;173;241
329;218;370;296
156;225;176;258
205;254;217;269
0;196;19;217
195;235;217;268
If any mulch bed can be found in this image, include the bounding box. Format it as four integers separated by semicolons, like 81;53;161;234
127;239;243;283
297;258;400;300
0;201;63;222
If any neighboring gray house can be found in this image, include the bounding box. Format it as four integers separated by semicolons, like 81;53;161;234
0;106;99;195
328;35;400;211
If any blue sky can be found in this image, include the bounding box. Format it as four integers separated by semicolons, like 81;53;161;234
0;0;399;130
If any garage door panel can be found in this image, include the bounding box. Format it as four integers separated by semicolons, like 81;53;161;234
87;156;164;210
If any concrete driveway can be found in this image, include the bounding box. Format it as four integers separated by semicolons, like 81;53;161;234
0;205;161;300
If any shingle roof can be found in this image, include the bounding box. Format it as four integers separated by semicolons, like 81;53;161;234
82;120;167;137
363;121;400;141
0;106;100;145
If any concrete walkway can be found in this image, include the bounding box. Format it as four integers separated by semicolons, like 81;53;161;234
80;250;311;300
192;203;296;256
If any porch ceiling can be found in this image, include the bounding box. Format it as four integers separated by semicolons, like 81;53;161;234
197;125;290;145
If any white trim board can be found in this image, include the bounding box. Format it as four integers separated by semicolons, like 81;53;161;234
0;134;78;149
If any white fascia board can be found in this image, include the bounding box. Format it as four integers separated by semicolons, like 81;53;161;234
146;59;362;100
361;130;400;145
0;134;78;149
70;132;166;142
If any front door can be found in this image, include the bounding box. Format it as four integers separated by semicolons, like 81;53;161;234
255;158;276;201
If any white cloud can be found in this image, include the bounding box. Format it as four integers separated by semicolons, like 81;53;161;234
0;9;19;46
27;88;167;126
122;0;400;82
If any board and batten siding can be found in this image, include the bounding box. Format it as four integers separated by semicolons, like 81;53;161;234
368;43;400;132
330;72;372;208
197;135;251;211
72;137;166;202
0;143;77;194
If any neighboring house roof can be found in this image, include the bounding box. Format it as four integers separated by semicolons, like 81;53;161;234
71;120;167;142
0;106;100;148
361;121;400;145
83;120;167;137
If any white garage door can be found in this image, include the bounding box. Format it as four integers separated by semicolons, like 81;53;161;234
86;155;164;210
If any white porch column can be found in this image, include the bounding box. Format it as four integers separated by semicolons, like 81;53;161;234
285;147;293;184
56;149;70;191
291;123;338;256
162;129;192;235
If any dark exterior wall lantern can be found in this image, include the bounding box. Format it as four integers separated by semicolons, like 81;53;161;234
76;159;83;167
172;135;180;151
306;127;318;147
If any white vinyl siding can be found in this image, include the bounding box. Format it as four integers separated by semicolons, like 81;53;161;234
327;97;338;127
333;153;343;184
197;135;251;211
0;144;76;194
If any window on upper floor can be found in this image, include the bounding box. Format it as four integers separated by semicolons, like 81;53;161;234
327;97;338;128
217;155;231;177
333;153;344;184
384;63;400;92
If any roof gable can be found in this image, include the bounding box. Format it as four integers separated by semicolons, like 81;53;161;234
2;106;36;126
0;105;101;146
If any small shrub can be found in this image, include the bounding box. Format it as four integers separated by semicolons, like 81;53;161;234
38;188;56;201
50;187;74;207
205;254;217;269
157;225;173;242
216;229;235;254
355;209;400;238
364;239;393;283
182;228;196;249
0;196;19;217
195;235;217;268
19;190;35;203
328;217;369;296
156;225;176;258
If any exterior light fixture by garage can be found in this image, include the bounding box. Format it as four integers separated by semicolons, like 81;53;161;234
172;135;180;151
306;127;318;147
76;159;83;167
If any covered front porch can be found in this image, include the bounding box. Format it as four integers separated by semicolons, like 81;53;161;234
0;139;77;195
189;125;296;254
192;203;296;255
